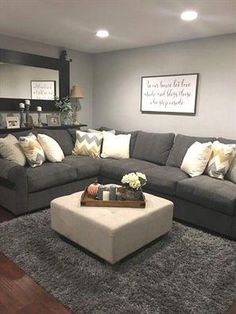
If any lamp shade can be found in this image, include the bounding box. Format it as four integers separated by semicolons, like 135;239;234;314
70;85;84;98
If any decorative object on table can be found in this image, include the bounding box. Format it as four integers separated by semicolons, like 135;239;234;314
70;84;84;125
25;99;32;127
31;80;56;100
46;114;60;126
121;172;147;200
37;106;43;127
19;103;25;128
81;185;145;208
6;115;20;129
0;113;5;128
141;73;199;115
87;183;100;196
55;96;73;125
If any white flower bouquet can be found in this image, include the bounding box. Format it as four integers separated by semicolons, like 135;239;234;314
121;172;147;190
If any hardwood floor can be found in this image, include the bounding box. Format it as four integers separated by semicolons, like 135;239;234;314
0;207;70;313
0;206;235;314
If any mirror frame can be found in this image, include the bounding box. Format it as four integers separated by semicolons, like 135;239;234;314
0;48;70;111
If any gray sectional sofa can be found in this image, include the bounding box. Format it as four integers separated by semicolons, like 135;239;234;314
0;127;236;240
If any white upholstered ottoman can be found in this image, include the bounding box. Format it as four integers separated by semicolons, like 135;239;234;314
50;191;173;264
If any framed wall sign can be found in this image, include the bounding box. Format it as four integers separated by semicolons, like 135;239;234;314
31;80;56;100
141;73;199;115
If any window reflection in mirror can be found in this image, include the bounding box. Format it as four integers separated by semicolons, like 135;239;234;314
0;63;59;100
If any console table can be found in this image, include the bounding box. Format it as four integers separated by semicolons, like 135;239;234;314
0;124;87;134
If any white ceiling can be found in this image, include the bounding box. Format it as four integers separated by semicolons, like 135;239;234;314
0;0;236;53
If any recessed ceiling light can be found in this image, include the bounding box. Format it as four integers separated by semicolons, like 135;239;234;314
96;30;109;38
181;10;198;21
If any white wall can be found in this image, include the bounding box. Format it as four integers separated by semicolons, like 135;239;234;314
0;34;93;127
93;34;236;138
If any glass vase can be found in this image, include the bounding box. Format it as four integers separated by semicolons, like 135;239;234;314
60;111;73;125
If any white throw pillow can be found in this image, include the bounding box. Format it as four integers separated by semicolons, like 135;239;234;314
101;131;131;159
37;134;64;162
181;141;212;177
0;134;26;166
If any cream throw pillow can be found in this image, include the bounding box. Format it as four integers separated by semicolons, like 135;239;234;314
37;134;64;162
181;141;212;177
0;134;26;166
101;131;131;159
72;130;103;158
19;133;45;167
206;141;236;180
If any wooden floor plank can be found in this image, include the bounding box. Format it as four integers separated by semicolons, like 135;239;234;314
0;253;70;313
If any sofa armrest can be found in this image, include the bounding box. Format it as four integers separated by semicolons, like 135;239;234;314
0;158;27;186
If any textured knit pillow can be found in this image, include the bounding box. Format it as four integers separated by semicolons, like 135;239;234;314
72;130;103;158
181;141;212;177
0;134;26;166
101;131;131;159
37;134;64;162
206;141;236;180
19;133;45;167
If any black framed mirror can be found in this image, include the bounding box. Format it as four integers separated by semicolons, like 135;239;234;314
0;48;70;111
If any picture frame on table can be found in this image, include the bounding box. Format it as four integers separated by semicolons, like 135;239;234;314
47;114;61;126
6;116;20;129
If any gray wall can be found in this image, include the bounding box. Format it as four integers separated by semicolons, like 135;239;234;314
93;34;236;138
0;34;93;126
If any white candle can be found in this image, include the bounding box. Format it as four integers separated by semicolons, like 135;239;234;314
19;103;25;109
37;106;42;112
103;191;109;201
25;99;30;105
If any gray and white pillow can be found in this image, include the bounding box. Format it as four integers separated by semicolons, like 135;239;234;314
72;130;103;158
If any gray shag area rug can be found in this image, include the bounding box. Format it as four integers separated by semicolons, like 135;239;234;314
0;210;236;314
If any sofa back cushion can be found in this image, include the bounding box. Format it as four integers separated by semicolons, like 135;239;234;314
132;131;175;165
166;134;215;168
34;128;74;156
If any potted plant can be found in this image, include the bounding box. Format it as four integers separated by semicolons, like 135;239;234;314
55;96;73;125
121;172;147;200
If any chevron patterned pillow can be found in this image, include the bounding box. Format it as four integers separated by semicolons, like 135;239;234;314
19;133;45;167
206;141;236;180
72;130;103;158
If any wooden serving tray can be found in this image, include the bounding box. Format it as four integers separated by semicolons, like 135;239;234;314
81;187;146;208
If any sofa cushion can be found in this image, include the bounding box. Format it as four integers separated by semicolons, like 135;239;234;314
115;130;139;158
100;158;156;181
132;131;175;165
144;166;189;196
27;162;77;192
34;128;74;156
176;175;236;216
0;134;26;166
166;134;215;168
63;155;101;179
99;127;139;157
218;137;236;184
